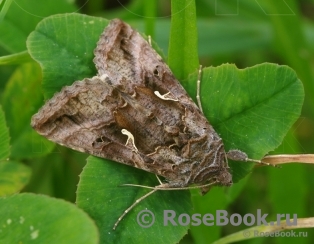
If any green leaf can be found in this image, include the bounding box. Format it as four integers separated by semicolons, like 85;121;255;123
0;193;99;244
168;0;199;81
23;147;86;201
188;63;304;182
27;13;109;99
1;62;55;159
77;156;191;243
188;63;304;243
0;93;31;196
0;106;10;160
0;161;31;196
0;0;76;53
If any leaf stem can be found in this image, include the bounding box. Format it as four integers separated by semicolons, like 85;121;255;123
0;51;33;65
168;0;199;80
143;0;157;39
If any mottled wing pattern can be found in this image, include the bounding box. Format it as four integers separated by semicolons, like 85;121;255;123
31;19;231;188
31;76;143;168
93;19;194;105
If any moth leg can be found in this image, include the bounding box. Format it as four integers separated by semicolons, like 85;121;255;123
196;65;203;113
155;174;163;184
113;180;219;229
113;188;158;230
148;35;152;46
121;129;138;152
227;149;278;167
122;179;219;191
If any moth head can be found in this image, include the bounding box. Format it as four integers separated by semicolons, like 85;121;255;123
216;168;233;187
199;168;233;195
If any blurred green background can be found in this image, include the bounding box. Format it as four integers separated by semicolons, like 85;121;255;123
0;0;313;243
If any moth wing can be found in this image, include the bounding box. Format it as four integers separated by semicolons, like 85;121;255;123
93;18;195;106
31;76;145;168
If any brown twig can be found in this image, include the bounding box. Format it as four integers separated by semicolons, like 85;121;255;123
262;154;314;165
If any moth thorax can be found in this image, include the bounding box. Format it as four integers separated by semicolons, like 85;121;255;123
217;168;233;186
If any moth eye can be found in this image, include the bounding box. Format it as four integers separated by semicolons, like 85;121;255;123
153;69;159;76
95;137;103;143
153;66;160;77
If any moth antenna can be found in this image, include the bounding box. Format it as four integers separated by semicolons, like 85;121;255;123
196;65;203;113
113;188;158;230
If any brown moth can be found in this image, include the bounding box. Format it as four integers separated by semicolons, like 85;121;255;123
31;19;261;229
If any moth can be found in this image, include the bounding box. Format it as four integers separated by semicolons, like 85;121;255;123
31;19;263;229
